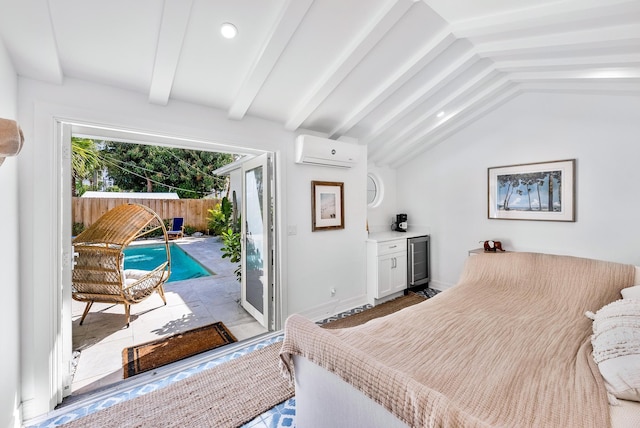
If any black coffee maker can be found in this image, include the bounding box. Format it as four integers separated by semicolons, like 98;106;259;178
394;213;407;232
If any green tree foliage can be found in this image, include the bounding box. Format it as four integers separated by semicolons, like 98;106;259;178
209;196;242;281
221;225;242;282
207;196;234;235
71;137;102;196
101;142;233;198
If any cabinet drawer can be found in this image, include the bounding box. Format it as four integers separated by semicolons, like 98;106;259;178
377;239;406;256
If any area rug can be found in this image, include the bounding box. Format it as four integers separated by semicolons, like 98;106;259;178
321;292;426;329
122;321;237;378
64;295;427;428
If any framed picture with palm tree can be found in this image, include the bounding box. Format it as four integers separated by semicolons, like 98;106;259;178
488;159;575;221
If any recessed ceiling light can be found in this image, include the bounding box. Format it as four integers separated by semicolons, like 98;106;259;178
436;111;445;118
220;22;238;39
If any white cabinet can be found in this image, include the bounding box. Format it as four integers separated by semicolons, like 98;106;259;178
367;238;407;304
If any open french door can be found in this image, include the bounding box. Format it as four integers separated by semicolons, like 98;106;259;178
59;121;74;398
240;153;273;329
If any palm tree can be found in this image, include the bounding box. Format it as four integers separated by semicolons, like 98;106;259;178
71;137;101;196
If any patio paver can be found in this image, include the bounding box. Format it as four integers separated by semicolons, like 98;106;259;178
70;236;267;396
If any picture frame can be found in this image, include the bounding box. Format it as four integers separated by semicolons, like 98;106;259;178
311;181;344;231
488;159;575;221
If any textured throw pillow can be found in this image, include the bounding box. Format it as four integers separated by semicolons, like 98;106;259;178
622;285;640;299
586;299;640;404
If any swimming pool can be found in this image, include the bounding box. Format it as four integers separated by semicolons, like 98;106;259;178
124;244;212;282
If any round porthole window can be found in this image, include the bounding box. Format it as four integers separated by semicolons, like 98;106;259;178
367;173;383;208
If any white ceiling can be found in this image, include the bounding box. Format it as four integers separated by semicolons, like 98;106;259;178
1;0;639;167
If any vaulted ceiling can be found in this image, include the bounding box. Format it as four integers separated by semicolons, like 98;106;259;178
1;0;639;167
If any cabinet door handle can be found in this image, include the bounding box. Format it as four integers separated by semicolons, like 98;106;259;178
392;257;396;268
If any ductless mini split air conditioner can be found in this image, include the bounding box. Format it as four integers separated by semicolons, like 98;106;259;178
294;134;359;168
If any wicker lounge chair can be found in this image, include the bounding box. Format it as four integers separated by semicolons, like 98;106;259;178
72;203;171;327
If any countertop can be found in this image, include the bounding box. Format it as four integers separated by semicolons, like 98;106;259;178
367;230;429;243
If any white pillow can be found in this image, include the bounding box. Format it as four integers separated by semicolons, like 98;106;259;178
622;285;640;299
587;299;640;404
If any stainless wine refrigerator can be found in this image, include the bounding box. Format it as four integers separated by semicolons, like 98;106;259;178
407;235;430;288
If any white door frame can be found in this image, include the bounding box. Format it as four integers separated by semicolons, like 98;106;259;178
58;121;74;398
51;118;282;410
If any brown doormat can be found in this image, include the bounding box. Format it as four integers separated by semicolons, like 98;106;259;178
122;322;236;378
322;292;426;329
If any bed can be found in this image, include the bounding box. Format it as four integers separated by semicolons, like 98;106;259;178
280;252;640;428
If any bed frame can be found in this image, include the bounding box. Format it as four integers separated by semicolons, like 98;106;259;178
292;266;640;428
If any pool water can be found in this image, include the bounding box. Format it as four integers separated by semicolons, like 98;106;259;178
124;244;212;282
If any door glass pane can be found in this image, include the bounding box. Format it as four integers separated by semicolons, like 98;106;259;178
412;240;428;280
245;166;264;313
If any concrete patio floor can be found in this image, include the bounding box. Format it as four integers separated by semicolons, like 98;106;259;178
70;236;267;396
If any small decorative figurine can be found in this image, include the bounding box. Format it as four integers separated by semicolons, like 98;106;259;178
482;240;505;252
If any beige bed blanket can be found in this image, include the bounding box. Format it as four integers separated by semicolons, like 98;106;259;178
280;252;636;427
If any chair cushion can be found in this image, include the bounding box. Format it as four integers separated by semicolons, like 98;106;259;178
123;269;151;280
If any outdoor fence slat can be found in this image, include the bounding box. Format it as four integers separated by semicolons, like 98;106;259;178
72;197;219;232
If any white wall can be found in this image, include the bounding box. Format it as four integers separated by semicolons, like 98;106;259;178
397;92;640;290
0;38;21;428
16;77;368;419
287;156;368;318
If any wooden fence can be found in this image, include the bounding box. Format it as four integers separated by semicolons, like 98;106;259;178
72;197;220;232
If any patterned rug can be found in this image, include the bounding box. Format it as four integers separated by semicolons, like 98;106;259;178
321;292;427;329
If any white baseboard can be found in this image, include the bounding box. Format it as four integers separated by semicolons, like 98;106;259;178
368;290;404;306
428;280;454;292
297;294;369;323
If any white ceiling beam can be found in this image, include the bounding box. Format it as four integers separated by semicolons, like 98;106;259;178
44;0;63;84
493;54;640;72
391;74;640;168
388;85;521;168
380;75;512;165
284;0;416;131
362;47;478;147
520;81;640;94
509;69;640;81
369;63;497;162
228;0;314;120
328;29;456;139
148;0;193;105
475;24;640;58
452;0;639;39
